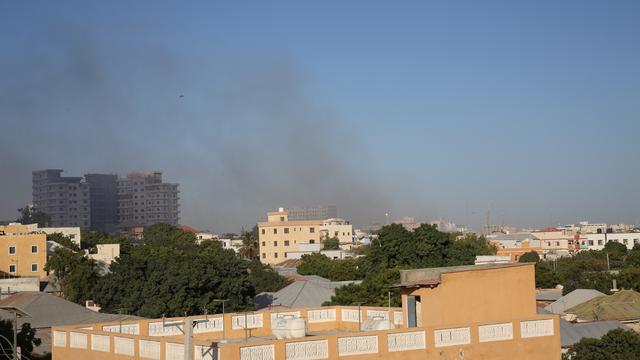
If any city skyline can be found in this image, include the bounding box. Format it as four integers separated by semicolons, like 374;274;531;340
1;1;639;232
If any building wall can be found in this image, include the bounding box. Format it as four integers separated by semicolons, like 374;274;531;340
319;219;353;250
258;211;323;264
39;227;82;247
85;174;118;232
32;169;91;228
0;226;47;279
581;233;640;251
117;172;180;229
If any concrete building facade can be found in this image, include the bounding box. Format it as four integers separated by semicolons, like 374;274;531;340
258;209;323;264
319;218;353;250
0;224;48;279
32;169;91;228
52;263;561;360
117;172;180;229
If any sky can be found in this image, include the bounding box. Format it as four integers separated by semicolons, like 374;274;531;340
1;1;639;232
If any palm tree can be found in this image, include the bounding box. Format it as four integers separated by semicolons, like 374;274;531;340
239;227;259;261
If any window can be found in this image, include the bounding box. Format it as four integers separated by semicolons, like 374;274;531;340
273;229;277;234
284;252;288;258
624;239;629;245
555;241;560;247
8;246;16;255
31;245;38;253
273;241;278;246
310;227;315;233
8;265;16;273
262;253;266;259
309;239;315;244
261;242;266;247
284;240;290;246
31;264;38;272
284;228;289;234
334;231;339;236
588;240;594;246
598;240;603;245
274;253;278;258
280;216;285;221
261;229;265;235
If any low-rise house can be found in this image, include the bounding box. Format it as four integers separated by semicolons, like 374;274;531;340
0;292;140;356
544;289;606;315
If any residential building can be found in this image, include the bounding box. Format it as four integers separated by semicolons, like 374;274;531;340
285;205;337;220
0;224;48;279
35;226;82;247
32;169;91;228
488;233;543;262
0;292;140;356
257;209;323;264
394;216;421;231
580;232;640;250
52;263;561;360
534;227;579;259
88;244;121;265
577;221;608;234
117;172;180;229
319;218;353;250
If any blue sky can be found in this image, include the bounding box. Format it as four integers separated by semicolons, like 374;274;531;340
1;1;639;231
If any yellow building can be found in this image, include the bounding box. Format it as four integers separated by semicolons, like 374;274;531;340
257;209;324;264
0;224;48;279
52;263;561;360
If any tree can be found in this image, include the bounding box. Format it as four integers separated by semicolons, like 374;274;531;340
322;236;340;250
325;268;401;307
16;205;50;227
519;251;540;263
45;247;101;303
143;223;196;248
297;253;361;281
563;329;640;360
624;245;640;268
603;241;627;269
247;261;292;293
618;266;640;291
447;233;497;265
239;227;259;261
0;320;41;360
92;238;256;318
47;233;80;251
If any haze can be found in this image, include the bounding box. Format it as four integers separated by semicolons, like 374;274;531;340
1;1;639;232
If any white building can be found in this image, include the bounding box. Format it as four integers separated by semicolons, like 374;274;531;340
580;233;640;251
578;221;608;234
286;243;355;260
88;244;120;265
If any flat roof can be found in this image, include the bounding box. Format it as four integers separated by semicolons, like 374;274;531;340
399;263;532;288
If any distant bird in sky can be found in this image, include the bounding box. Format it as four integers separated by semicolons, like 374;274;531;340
179;94;184;98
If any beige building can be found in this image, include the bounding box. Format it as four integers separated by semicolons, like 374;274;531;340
0;224;48;279
52;263;561;360
319;218;353;250
258;209;323;264
534;228;579;258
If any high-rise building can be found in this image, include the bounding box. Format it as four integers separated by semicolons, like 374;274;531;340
32;169;179;230
285;205;337;220
32;169;91;228
116;172;179;229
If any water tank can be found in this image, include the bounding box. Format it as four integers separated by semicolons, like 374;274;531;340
360;316;396;332
272;315;307;339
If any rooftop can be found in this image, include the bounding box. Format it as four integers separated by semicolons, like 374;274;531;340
565;290;640;321
544;289;606;314
399;263;531;287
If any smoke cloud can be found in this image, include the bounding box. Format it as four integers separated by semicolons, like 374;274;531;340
0;27;392;232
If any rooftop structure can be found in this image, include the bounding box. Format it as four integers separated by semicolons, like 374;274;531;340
565;290;640;322
52;262;561;359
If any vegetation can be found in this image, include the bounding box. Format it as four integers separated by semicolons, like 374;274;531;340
238;226;259;261
45;224;291;318
322;236;340;250
0;320;41;360
531;244;640;295
297;253;362;281
296;224;497;306
16;205;50;227
563;329;640;360
518;251;540;263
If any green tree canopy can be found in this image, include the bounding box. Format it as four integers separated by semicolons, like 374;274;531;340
45;247;101;303
297;253;361;281
563;329;640;360
519;251;540;263
238;226;259;261
0;321;41;360
322;236;340;250
16;205;50;227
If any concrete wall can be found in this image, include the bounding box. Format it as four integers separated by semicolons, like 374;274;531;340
0;276;40;293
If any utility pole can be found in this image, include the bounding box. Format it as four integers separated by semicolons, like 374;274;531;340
183;316;193;360
0;306;30;360
213;299;229;341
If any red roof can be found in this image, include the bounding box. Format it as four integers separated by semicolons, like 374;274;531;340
178;225;199;234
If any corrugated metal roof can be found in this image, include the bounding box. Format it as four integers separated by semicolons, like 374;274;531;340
256;276;361;309
565;290;640;321
537;289;563;302
544;289;606;314
0;292;140;329
560;320;629;347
